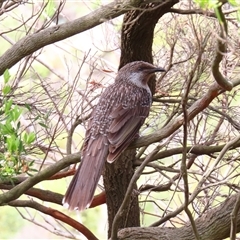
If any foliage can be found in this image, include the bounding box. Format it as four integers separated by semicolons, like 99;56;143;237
0;70;36;180
194;0;240;23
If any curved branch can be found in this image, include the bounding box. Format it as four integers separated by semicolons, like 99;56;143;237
89;191;106;208
8;200;98;240
0;185;63;205
118;193;240;240
169;8;238;17
137;140;240;163
0;0;142;76
0;153;80;206
211;3;232;91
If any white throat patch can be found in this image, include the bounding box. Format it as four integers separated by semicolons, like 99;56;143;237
129;72;151;95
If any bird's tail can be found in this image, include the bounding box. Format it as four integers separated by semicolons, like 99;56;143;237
63;136;108;211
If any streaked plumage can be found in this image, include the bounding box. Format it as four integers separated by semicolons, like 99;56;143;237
63;61;165;211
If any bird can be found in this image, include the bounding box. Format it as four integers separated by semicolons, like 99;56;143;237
63;61;165;211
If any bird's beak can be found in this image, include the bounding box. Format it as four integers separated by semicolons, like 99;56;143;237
145;67;166;74
152;67;166;73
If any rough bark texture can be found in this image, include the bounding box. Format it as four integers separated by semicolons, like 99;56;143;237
119;0;179;93
103;150;139;237
118;193;240;240
103;0;179;238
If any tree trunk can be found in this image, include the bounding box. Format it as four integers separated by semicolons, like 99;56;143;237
119;0;179;93
103;149;139;237
103;0;179;238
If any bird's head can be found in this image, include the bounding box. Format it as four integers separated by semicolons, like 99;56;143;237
117;61;166;88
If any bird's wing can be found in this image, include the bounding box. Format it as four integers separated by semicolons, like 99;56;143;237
107;89;151;163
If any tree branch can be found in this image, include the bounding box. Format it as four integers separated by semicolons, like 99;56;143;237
0;154;105;208
0;153;79;206
0;0;143;76
169;8;238;17
136;140;240;163
8;200;98;240
118;193;240;240
169;8;215;16
211;3;233;90
0;185;63;205
230;194;240;240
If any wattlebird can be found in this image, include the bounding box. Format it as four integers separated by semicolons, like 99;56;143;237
63;61;165;211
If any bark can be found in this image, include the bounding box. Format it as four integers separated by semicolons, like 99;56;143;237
118;193;240;240
103;149;139;237
103;0;179;238
119;0;179;93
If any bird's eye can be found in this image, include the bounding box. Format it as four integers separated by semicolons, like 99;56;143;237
137;67;143;71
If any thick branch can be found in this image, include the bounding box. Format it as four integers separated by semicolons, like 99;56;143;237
118;193;240;240
0;185;63;205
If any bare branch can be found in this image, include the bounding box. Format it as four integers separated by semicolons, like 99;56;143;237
0;184;63;205
8;200;98;240
211;3;233;91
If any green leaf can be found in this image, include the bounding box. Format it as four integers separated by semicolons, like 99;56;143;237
45;0;55;17
2;85;11;95
23;132;36;144
18;140;24;153
23;132;27;143
6;135;17;153
24;103;31;111
236;9;240;22
39;122;48;128
29;168;38;172
3;69;10;84
27;132;35;144
28;160;35;167
11;106;22;122
214;7;223;23
193;0;221;9
1;122;14;135
16;121;21;131
4;99;13;114
228;0;237;6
